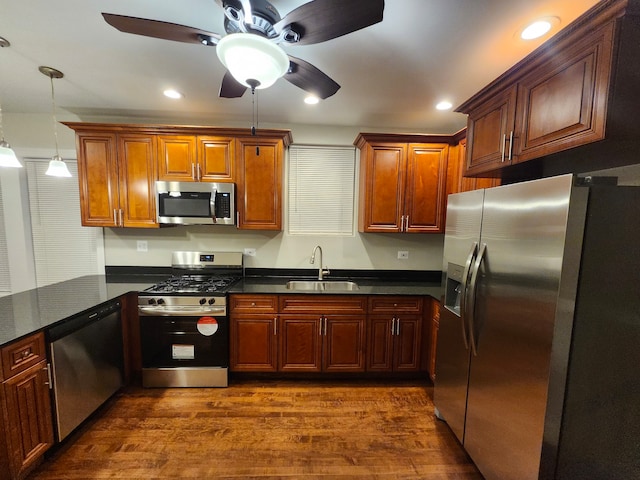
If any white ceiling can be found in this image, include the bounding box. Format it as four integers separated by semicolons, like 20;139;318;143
0;0;599;134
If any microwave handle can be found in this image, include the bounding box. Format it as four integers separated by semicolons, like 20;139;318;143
210;189;217;223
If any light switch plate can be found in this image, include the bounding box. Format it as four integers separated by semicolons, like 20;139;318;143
243;248;256;257
398;250;409;259
137;240;148;252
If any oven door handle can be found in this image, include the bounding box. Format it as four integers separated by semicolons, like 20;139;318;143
138;306;227;316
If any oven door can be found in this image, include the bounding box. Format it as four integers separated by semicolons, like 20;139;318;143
140;314;229;387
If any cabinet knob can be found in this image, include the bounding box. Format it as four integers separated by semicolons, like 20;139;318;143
251;302;256;306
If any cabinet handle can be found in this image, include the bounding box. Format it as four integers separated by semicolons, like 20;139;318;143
273;317;277;336
192;163;196;180
501;133;507;162
400;215;405;232
113;209;118;225
391;318;396;335
405;215;409;231
508;130;514;161
319;317;323;336
324;317;327;336
119;209;123;226
44;363;53;389
197;164;202;181
396;318;401;336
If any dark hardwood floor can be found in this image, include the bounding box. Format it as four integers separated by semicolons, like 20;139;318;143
29;379;482;479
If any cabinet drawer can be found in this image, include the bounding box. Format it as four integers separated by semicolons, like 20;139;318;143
229;294;278;314
1;332;47;380
279;295;367;314
369;296;423;314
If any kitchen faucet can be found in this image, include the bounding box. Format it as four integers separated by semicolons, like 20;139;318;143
310;245;330;280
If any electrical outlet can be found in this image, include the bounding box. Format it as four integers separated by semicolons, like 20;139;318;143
136;240;148;252
243;248;257;257
398;250;409;260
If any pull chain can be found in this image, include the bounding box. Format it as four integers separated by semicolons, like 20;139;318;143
248;79;260;156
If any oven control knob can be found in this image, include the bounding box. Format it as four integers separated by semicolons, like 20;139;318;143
199;298;207;305
157;298;165;305
148;298;156;305
208;298;216;305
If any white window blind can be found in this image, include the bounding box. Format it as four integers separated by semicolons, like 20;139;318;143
26;160;101;287
0;181;10;295
288;145;356;235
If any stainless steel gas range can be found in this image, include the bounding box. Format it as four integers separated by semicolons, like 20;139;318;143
137;251;243;387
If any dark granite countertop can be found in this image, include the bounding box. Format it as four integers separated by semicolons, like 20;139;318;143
0;275;158;347
0;271;442;348
231;277;442;297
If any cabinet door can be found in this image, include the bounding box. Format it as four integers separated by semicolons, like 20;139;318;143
279;315;322;372
2;361;54;479
117;134;158;228
197;136;235;181
230;315;277;372
513;22;613;163
323;315;365;372
367;316;394;371
76;133;119;227
394;315;422;372
236;137;283;230
157;135;197;181
358;143;406;232
466;85;517;175
405;143;448;233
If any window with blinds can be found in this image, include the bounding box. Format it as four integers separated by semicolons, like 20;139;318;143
0;181;10;295
25;160;101;287
288;145;356;235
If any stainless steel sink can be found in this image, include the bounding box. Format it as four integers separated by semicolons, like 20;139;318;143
285;280;360;291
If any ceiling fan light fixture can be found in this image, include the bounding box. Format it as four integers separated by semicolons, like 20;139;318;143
304;95;319;105
216;33;289;89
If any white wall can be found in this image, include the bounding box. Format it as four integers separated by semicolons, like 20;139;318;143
2;113;445;273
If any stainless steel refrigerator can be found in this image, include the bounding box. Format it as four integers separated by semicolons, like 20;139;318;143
434;173;640;480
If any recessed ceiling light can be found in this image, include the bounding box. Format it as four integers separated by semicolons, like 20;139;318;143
436;101;453;111
304;95;320;105
163;89;183;99
520;17;559;40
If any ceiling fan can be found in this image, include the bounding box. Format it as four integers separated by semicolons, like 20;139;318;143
102;0;385;100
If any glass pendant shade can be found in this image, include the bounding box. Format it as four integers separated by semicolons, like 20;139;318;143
216;33;289;89
0;140;21;168
45;154;72;177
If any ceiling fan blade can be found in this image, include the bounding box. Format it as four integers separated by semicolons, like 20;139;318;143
285;56;340;99
275;0;384;46
219;71;247;98
102;13;221;45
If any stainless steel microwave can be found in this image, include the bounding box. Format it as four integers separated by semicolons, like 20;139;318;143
156;181;236;225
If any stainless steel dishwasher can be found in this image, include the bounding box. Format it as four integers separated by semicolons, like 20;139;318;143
47;301;124;441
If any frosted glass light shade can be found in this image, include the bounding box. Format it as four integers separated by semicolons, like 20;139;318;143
45;155;72;177
0;141;21;168
216;33;289;89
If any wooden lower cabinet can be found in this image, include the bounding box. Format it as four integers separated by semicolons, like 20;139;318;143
229;294;278;372
0;333;54;480
367;296;423;372
230;293;429;376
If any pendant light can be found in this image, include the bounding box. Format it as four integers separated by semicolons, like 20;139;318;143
0;36;21;168
39;66;71;177
0;101;21;168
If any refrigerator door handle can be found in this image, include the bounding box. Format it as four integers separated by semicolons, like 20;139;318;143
468;243;487;357
460;242;478;350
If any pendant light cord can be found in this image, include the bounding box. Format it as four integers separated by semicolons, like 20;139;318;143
49;74;60;157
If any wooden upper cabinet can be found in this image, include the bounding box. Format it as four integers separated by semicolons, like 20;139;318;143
512;21;613;163
117;134;157;228
356;134;450;233
157;135;197;181
465;86;517;175
457;2;624;176
75;133;120;227
197;136;235;181
405;143;448;232
236;136;284;230
157;135;235;182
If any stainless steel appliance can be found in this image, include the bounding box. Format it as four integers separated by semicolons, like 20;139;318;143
434;174;640;480
156;181;235;225
137;251;242;387
48;301;123;441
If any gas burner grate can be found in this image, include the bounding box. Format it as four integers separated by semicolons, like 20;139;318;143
144;275;241;294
